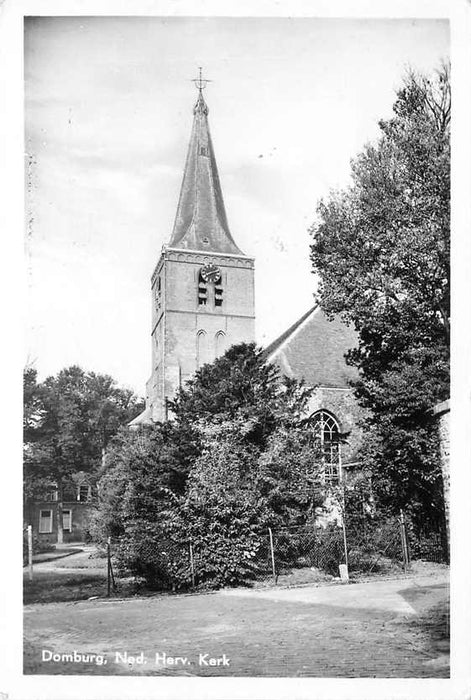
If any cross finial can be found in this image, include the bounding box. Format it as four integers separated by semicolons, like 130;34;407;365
192;67;211;93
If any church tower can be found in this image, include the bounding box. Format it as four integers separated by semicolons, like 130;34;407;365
133;73;255;424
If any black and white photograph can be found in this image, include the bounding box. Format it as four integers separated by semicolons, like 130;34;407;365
1;1;470;699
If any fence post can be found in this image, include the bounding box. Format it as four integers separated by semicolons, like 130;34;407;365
340;488;349;579
107;536;111;597
404;513;411;566
189;538;196;588
27;525;33;582
268;527;277;585
399;513;407;570
399;510;410;570
110;557;117;595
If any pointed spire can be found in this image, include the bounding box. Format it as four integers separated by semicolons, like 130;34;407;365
168;69;244;256
193;88;209;116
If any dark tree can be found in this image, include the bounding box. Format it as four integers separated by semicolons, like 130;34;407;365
171;342;282;447
24;365;144;542
98;344;325;589
309;64;450;526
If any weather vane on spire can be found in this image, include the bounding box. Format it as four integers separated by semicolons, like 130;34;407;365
192;67;211;92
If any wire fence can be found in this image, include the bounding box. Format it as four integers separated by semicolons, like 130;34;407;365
105;513;448;595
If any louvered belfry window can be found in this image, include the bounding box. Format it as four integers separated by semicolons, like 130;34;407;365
198;270;207;305
214;279;223;306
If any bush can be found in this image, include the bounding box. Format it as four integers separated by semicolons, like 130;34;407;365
312;525;346;576
272;525;345;577
112;522;192;591
343;515;405;574
406;529;448;563
91;346;325;591
191;528;263;589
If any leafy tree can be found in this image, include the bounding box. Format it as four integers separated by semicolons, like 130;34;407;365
100;345;326;590
179;423;267;588
23;365;44;442
174;346;322;532
257;420;325;527
309;65;450;527
24;365;144;541
84;372;145;467
171;343;282;448
91;423;187;588
92;420;199;541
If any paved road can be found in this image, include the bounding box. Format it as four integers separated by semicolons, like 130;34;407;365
24;572;448;677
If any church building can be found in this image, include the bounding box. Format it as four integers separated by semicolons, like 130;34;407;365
131;76;361;486
263;305;362;479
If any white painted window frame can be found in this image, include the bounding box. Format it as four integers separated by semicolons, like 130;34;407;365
311;410;342;484
62;508;72;532
39;509;53;534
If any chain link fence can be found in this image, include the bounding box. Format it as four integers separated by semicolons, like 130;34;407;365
406;527;448;564
270;525;345;581
104;511;448;595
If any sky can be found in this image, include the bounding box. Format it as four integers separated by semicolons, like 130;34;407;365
24;16;449;396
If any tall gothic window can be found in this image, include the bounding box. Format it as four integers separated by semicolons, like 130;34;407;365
311;410;341;484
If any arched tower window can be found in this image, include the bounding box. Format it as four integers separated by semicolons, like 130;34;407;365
311;410;341;484
215;330;226;358
196;330;210;368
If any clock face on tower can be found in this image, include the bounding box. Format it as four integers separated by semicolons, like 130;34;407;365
200;264;221;284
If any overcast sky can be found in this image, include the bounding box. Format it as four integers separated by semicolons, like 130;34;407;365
25;16;449;396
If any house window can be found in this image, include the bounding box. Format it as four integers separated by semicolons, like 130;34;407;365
39;509;53;534
62;509;72;532
63;486;76;502
44;487;58;502
78;485;90;502
311;410;341;484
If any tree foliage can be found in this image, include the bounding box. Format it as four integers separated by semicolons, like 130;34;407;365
309;65;450;525
96;344;326;589
24;365;144;505
171;343;283;447
91;420;198;540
